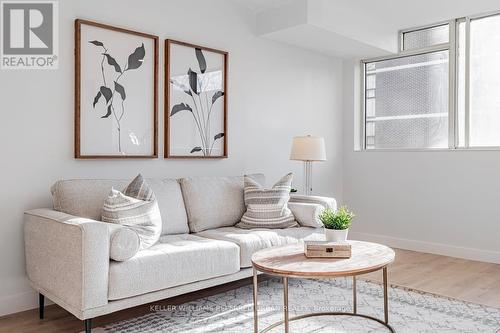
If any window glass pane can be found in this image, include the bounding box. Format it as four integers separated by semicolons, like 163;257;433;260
365;51;449;149
469;14;500;146
456;20;466;147
403;24;449;51
366;74;376;89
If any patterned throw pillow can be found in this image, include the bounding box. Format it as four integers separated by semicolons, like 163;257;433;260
236;173;298;229
102;174;162;250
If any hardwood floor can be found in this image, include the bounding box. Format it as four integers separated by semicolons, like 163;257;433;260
363;248;500;308
1;248;499;333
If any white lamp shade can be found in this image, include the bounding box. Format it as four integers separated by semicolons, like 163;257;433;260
290;136;326;161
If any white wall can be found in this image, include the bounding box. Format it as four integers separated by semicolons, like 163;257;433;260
0;0;343;315
342;59;500;264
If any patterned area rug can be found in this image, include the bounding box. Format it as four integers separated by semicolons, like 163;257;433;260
94;278;500;333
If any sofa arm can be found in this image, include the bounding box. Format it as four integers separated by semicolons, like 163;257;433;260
288;202;324;228
289;194;337;210
24;208;111;315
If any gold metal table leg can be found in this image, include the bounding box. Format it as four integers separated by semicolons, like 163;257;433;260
383;266;389;324
283;276;289;333
353;275;357;314
257;267;395;333
253;268;258;333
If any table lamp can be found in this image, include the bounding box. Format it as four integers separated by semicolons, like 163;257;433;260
290;135;326;195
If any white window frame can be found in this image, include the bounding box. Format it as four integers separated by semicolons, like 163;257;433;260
359;10;500;151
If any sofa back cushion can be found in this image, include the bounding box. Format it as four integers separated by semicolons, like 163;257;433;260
180;174;265;233
51;178;189;235
147;179;189;234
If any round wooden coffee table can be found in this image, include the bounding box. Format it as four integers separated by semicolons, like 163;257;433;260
251;240;396;333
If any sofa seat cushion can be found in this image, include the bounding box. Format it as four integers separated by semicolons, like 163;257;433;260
108;234;240;300
196;227;324;268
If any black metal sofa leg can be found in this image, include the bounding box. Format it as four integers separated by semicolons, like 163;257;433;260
85;318;92;333
39;293;92;332
39;293;44;319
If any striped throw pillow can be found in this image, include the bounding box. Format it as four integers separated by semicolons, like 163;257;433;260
236;173;298;229
102;174;162;250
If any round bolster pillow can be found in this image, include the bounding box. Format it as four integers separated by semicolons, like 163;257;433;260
108;224;140;261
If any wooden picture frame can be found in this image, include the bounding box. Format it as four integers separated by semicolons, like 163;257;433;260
75;19;158;159
165;39;228;158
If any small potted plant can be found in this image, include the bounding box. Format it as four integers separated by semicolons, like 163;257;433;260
319;206;355;242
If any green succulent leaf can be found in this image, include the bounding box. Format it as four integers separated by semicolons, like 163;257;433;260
319;206;354;230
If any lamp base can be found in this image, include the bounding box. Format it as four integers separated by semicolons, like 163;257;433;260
304;161;313;195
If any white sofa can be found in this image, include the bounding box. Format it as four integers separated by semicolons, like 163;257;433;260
24;174;336;332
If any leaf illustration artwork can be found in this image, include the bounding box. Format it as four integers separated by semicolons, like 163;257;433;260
127;43;145;70
195;48;207;74
104;54;122;73
171;103;192;116
89;40;104;47
114;81;126;100
101;105;112;118
170;79;192;96
92;91;102;108
89;40;148;154
99;86;113;103
188;68;198;94
212;91;224;104
170;45;226;156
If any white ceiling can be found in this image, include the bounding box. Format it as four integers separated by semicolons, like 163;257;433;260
233;0;500;58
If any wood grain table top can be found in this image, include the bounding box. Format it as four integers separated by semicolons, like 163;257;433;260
252;241;395;277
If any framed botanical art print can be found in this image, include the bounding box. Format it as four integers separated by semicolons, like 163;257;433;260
75;19;158;158
165;39;227;158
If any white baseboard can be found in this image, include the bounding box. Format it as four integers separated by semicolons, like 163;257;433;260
0;289;53;317
350;231;500;264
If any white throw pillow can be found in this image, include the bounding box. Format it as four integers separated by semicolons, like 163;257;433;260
236;173;298;229
102;174;162;250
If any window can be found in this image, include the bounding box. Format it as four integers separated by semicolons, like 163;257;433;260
361;11;500;150
468;15;500;147
364;51;449;149
401;24;449;51
363;22;452;150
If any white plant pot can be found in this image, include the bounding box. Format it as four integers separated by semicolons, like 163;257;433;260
324;228;349;242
